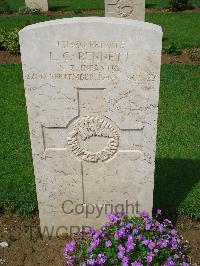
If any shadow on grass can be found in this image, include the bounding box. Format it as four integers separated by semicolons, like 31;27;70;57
49;5;70;11
145;3;157;8
162;37;168;42
153;158;200;222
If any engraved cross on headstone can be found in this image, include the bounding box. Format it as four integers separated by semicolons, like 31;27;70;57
43;87;143;204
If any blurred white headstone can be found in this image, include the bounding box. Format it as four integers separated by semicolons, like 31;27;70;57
25;0;48;12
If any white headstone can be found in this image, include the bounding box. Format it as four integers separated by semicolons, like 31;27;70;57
105;0;145;21
19;17;162;235
25;0;48;12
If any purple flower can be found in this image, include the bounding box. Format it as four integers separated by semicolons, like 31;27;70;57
107;212;118;224
122;256;129;265
158;239;169;248
105;221;111;227
118;244;125;252
128;235;134;242
146;252;154;263
119;210;126;217
87;238;100;253
171;229;177;236
154;248;159;253
96;253;107;265
86;227;95;236
126;235;135;252
147;241;156;250
127;243;135;252
157;209;162;215
64;254;75;266
87;245;94;253
131;262;143;266
125;223;132;229
171;239;178;250
137;234;143;241
118;251;124;259
87;258;96;265
93;230;103;240
64;240;76;253
163;257;176;266
114;227;125;239
133;227;139;234
93;238;100;246
105;240;112;247
118;244;125;259
142;239;150;246
155;221;164;233
145;221;151;230
164;219;172;226
139;210;149;218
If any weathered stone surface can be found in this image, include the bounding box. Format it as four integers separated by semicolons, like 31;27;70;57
25;0;48;12
19;17;162;235
105;0;145;21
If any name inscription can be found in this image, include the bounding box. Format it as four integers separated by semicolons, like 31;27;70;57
26;39;157;83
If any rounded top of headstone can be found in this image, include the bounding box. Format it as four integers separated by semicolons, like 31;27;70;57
19;17;162;36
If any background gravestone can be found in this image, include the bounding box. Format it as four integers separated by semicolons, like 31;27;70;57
25;0;48;11
105;0;145;21
19;17;162;235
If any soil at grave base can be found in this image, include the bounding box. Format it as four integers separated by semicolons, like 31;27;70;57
0;212;200;266
162;49;200;65
0;211;67;266
0;49;200;65
0;51;21;64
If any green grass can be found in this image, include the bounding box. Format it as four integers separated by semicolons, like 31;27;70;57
154;64;200;217
0;13;104;31
147;12;200;49
0;64;199;217
146;0;170;8
48;0;104;11
0;12;200;49
0;64;36;214
4;0;23;12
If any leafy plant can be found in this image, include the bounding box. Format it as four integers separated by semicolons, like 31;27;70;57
64;210;189;265
163;43;182;55
1;28;20;54
0;0;11;14
169;0;189;11
19;6;41;15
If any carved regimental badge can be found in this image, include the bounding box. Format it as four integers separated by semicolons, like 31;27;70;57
67;116;119;162
116;0;134;17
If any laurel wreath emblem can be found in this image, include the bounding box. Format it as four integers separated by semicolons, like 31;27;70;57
67;116;119;162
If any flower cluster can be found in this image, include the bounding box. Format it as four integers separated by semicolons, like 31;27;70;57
64;240;76;266
64;210;189;265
